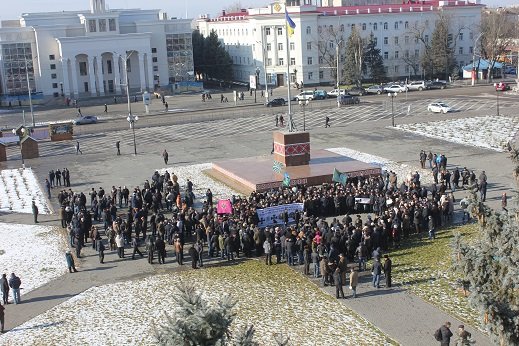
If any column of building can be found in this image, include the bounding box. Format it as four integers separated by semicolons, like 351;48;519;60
113;54;122;95
70;57;80;96
61;58;71;97
97;54;105;96
138;54;146;92
88;56;97;96
146;52;153;91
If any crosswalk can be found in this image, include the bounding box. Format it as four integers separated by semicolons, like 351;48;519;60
37;96;516;157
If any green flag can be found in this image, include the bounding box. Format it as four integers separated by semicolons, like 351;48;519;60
332;168;348;186
282;172;291;187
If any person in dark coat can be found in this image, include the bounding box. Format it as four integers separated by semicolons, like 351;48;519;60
131;237;144;259
32;201;39;223
371;257;382;289
0;302;4;333
188;245;198;269
97;239;105;264
383;254;392;288
0;274;9;304
155;237;166;264
439;322;453;346
65;251;77;273
333;266;345;299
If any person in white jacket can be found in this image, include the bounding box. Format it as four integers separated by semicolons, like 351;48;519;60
115;233;125;258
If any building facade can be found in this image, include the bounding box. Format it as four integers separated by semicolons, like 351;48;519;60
196;0;483;87
0;0;193;99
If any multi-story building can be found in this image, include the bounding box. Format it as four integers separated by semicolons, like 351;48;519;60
196;0;484;86
0;0;193;99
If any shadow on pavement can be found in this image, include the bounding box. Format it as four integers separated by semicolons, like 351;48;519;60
10;320;65;332
23;294;75;304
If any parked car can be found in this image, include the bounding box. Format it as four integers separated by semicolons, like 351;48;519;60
313;90;328;100
427;81;447;90
365;85;385;95
327;89;347;98
295;90;315;101
495;82;510;91
427;102;452;113
338;95;360;105
347;86;366;96
266;98;286;107
407;81;429;91
504;66;517;75
384;84;407;93
72;115;98;125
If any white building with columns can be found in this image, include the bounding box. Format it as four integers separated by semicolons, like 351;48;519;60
0;0;193;99
196;0;484;87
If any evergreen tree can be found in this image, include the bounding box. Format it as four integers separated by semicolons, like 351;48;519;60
155;280;237;346
429;14;456;80
233;325;258;346
363;33;386;83
192;30;206;80
203;30;233;81
343;28;364;86
452;152;519;346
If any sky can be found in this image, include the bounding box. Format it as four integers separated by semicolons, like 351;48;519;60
0;0;518;22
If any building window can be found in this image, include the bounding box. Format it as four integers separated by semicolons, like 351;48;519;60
290;57;296;65
153;66;159;72
319;56;324;64
278;58;284;66
307;57;313;65
49;54;55;60
469;46;473;54
152;48;157;53
51;73;57;79
307;42;312;50
469;32;474;40
340;24;344;32
383;22;388;30
414;49;419;57
405;36;409;44
84;82;89;92
290;42;295;50
405;65;409;73
394;37;398;45
266;43;271;51
404;50;409;58
404;21;409;29
373;23;377;31
394;22;399;30
79;61;87;76
459;33;463;41
52;83;58;89
384;52;388;60
107;60;112;74
152;57;158;63
266;58;272;66
373;37;378;46
306;26;311;34
278;43;283;51
318;26;322;34
459;47;464;54
329;41;334;49
50;64;56;70
448;34;453;43
277;27;283;35
99;19;107;32
265;27;271;35
319;71;324;79
384;37;388;45
89;19;97;32
351;24;355;30
415;37;419;44
425;35;429;43
308;72;313;80
394;65;399;73
109;18;116;31
362;23;366;31
394;51;399;59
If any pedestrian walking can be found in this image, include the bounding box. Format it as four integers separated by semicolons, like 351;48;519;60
65;251;78;273
164;102;168;111
0;302;4;333
383;254;392;288
349;267;359;298
114;96;117;104
32;200;38;223
1;274;9;304
131;237;143;260
8;273;21;304
104;104;108;113
275;114;279;127
162;149;169;165
434;322;453;346
45;179;51;199
116;141;120;155
325;116;330;128
455;325;472;346
97;239;105;264
279;114;284;127
75;141;82;155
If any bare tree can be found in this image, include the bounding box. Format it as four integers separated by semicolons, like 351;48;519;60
480;9;517;82
316;25;346;85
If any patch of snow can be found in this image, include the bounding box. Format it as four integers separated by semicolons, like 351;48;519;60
394;115;519;152
0;223;68;296
0;168;51;214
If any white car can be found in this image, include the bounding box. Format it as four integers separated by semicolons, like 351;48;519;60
295;90;315;101
384;84;408;93
327;89;347;98
427;102;452;114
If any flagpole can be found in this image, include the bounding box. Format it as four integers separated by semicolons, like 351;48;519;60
285;9;293;132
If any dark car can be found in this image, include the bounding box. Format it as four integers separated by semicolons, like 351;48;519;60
338;95;360;105
427;81;447;90
347;87;366;96
72;115;98;125
266;98;286;107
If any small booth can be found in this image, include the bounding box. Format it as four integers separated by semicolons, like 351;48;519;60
49;123;74;141
21;136;39;159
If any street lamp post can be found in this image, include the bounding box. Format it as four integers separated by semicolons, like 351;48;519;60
127;114;139;155
298;99;309;132
388;92;397;127
255;67;260;103
24;58;35;128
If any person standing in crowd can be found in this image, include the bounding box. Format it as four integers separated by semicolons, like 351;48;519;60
333;266;345;299
32;200;38;223
175;238;184;265
349;267;359;298
1;274;9;304
45;179;51;199
55;169;62;186
97;239;105;264
162;149;169;165
383;254;392;288
263;238;272;265
65;251;78;273
435;322;453;346
156;237;166;264
131;236;143;260
8;273;21;304
189;244;198;269
116;232;125;258
371;257;382;289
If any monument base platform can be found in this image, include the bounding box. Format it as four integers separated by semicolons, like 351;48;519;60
207;149;381;195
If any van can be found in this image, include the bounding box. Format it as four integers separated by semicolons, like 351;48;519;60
313;90;327;100
295;90;315;101
407;81;428;91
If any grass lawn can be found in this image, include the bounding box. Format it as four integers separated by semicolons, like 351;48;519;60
387;224;484;332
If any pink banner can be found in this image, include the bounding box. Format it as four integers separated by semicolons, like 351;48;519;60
216;199;233;214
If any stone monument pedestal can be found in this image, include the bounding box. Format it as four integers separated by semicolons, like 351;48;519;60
273;131;310;167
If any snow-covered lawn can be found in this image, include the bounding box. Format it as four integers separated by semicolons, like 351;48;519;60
394;115;519;152
0;168;51;214
0;223;68;296
327;147;435;185
1;261;395;345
